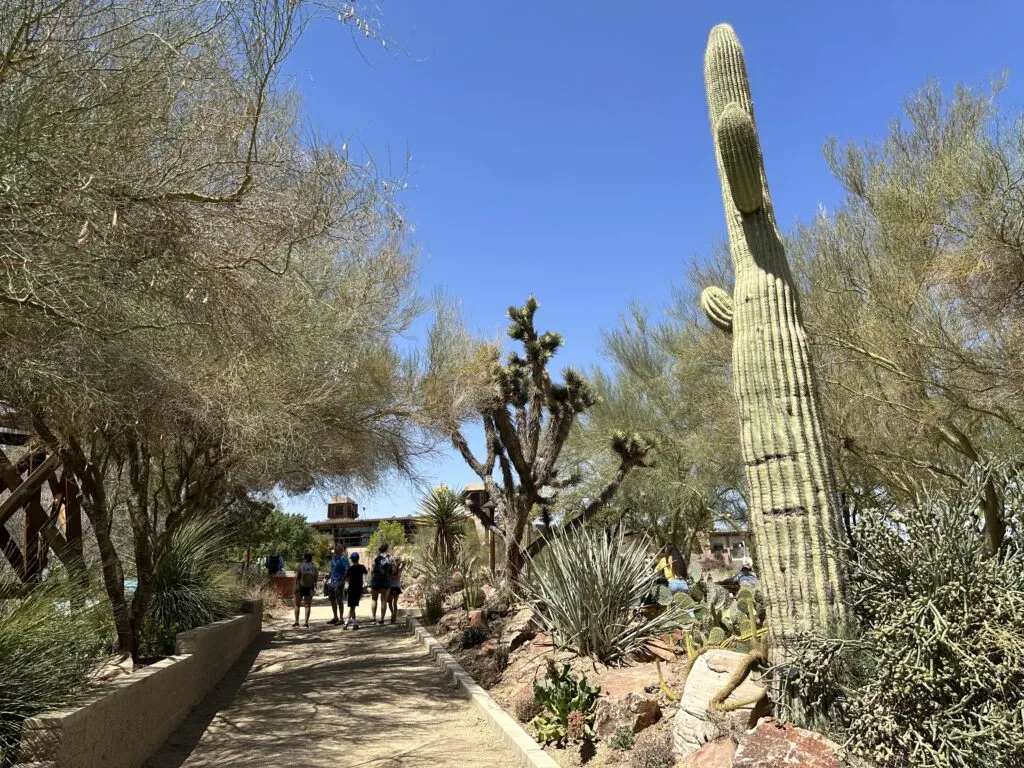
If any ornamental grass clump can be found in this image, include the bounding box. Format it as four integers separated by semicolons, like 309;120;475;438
522;526;687;662
0;579;110;765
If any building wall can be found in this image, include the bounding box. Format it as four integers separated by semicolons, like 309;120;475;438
16;600;263;768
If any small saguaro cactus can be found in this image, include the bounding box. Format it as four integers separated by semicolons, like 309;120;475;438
698;24;849;644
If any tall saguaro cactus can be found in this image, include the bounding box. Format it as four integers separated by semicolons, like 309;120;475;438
699;24;849;643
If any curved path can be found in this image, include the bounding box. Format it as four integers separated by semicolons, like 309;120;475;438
145;599;520;768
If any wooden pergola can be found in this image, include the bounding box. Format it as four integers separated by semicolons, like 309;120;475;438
0;427;84;595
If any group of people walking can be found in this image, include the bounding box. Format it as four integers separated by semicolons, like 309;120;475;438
291;542;404;629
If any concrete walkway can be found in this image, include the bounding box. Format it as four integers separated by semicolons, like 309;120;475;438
145;598;520;768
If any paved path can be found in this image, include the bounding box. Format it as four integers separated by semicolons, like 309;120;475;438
146;598;520;768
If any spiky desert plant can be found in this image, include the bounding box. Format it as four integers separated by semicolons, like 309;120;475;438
416;484;469;566
521;526;687;662
697;24;849;644
147;515;237;638
0;579;110;765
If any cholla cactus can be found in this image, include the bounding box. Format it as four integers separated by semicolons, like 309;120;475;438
698;24;849;643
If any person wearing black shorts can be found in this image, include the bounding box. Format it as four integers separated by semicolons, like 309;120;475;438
344;552;368;629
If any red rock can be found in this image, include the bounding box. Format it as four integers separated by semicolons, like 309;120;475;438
531;631;553;647
595;663;661;698
469;609;488;629
732;719;843;768
680;737;737;768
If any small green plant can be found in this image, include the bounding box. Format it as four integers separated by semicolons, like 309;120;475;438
610;727;636;750
421;588;444;625
136;617;181;659
460;626;487;649
530;662;601;746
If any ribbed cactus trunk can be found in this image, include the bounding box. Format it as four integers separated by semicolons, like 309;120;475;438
699;25;849;645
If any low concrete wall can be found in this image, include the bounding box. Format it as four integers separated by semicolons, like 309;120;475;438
17;599;263;768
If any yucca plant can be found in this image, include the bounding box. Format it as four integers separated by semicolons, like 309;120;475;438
416;484;469;566
144;515;238;653
0;579;110;766
521;526;688;662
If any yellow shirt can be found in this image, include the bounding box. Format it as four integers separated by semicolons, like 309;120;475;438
656;556;677;580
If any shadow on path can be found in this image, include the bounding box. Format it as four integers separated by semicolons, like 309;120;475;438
144;602;519;768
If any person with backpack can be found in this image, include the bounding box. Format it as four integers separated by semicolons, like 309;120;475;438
327;543;350;625
386;554;405;624
369;542;393;626
266;549;282;578
293;552;318;628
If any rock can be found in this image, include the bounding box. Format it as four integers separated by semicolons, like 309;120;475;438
679;737;737;768
732;719;842;768
481;583;496;600
438;608;465;634
593;692;662;740
451;570;465;589
672;650;771;760
469;609;488;629
592;663;661;698
500;606;537;652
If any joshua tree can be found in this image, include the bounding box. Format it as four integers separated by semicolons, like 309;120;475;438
445;298;651;584
697;25;849;643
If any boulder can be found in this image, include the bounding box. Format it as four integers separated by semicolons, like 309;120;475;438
500;606;537;652
469;609;488;629
679;737;737;768
732;719;842;768
481;583;496;600
673;650;770;759
593;692;662;740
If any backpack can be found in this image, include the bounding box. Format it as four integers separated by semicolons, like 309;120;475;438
299;563;316;589
372;554;393;586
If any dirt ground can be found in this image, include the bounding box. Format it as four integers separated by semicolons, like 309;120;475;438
144;598;521;768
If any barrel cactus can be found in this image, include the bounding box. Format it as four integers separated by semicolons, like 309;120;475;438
698;24;849;644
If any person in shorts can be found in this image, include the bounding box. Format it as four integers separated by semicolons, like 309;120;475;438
344;552;368;629
327;543;350;625
293;552;318;628
386;554;405;624
370;543;394;626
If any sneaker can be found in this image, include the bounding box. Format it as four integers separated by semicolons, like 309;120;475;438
352;622;360;630
292;621;299;627
304;622;309;628
328;618;339;625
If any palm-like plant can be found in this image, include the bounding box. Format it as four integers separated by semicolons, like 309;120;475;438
416;485;469;565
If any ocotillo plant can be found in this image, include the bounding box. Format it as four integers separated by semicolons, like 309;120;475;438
698;24;849;644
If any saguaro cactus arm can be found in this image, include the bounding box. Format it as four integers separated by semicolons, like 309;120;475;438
700;286;734;332
700;24;849;644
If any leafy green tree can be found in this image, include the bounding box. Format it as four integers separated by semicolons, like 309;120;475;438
252;509;316;564
367;520;408;555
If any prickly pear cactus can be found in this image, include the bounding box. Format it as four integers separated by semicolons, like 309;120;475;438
699;24;849;643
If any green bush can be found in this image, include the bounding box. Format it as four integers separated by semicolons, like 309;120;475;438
779;467;1024;767
367;520;407;556
522;527;688;662
0;580;109;765
530;662;600;746
610;727;636;750
148;516;237;638
421;587;444;625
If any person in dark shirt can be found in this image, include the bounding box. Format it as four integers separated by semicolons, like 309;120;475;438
344;552;368;630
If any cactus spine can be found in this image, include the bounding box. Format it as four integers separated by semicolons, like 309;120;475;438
699;24;849;644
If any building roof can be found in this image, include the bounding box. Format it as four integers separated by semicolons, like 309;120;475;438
310;515;418;529
330;495;356;504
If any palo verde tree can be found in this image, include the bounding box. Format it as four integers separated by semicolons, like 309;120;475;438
431;297;652;583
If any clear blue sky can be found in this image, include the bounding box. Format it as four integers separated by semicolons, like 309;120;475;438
280;0;1024;521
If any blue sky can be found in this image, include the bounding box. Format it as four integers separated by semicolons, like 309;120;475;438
280;0;1024;521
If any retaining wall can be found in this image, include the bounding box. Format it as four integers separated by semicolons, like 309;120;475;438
16;599;263;768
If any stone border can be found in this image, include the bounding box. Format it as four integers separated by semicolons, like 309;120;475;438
407;616;559;768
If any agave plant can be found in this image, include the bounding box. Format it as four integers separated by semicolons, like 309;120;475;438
521;526;688;662
415;484;469;566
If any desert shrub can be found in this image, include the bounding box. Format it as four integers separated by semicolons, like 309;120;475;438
459;626;488;649
512;686;543;723
421;588;445;625
530;662;600;746
494;641;510;672
0;580;110;765
147;516;238;638
628;729;674;768
778;468;1024;767
610;727;636;750
522;527;688;662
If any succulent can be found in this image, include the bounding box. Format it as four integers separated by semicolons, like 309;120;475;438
697;24;849;644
